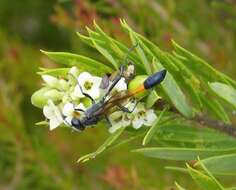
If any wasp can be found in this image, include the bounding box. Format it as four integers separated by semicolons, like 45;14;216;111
66;63;167;131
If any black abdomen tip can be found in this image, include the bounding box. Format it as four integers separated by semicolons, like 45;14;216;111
144;69;167;89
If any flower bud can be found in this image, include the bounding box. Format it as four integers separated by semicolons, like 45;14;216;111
59;79;69;90
42;75;59;87
44;89;64;101
31;87;51;108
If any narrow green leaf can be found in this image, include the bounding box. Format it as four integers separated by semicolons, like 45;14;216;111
89;37;118;69
77;127;125;163
197;159;225;189
172;40;230;86
154;61;193;118
199;93;230;123
145;90;161;108
35;121;48;126
155;124;236;148
133;147;236;161
37;68;70;77
142;108;167;145
165;166;188;174
175;182;187;190
196;154;236;176
40;50;112;75
187;164;223;190
209;82;236;108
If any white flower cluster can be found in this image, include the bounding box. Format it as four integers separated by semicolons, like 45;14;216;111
41;66;157;133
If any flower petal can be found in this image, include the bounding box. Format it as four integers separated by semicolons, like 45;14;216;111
43;105;53;119
78;72;92;84
42;75;58;87
87;87;101;99
144;110;157;126
49;117;62;130
75;103;86;110
72;85;84;98
63;102;74;116
132;118;144;129
114;77;127;91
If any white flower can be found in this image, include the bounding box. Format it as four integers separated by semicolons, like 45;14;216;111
73;72;102;100
42;75;59;88
43;100;64;130
132;103;157;129
62;102;85;125
72;85;84;99
108;111;130;133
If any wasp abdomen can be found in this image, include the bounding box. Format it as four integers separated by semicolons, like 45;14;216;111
143;69;167;89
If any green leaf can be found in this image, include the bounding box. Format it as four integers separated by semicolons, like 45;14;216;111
35;121;48;126
133;147;236;161
154;61;193;118
40;50;112;75
196;154;236;176
175;182;187;190
145;90;161;108
154;124;236;148
187;164;224;190
37;68;70;77
209;82;236;108
196;159;225;189
77;127;125;163
165;166;188;174
199;93;230;123
172;40;231;86
142;108;167;145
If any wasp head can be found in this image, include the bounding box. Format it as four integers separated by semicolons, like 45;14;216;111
71;118;85;131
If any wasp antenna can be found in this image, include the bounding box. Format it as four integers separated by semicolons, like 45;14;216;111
144;69;167;89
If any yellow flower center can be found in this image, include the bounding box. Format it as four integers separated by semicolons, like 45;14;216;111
137;110;146;119
84;81;93;90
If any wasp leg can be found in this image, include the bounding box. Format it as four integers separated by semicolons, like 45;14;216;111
117;101;138;113
105;115;112;128
102;64;125;102
122;43;139;65
77;82;95;104
68;73;95;103
74;108;85;112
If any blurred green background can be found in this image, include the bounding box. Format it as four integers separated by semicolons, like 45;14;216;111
0;0;236;189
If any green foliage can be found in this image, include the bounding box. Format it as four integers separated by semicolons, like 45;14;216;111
33;20;236;189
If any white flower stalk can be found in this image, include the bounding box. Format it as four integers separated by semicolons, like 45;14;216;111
132;103;157;129
42;75;59;88
73;72;102;100
108;111;130;133
43;100;64;130
62;102;85;125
